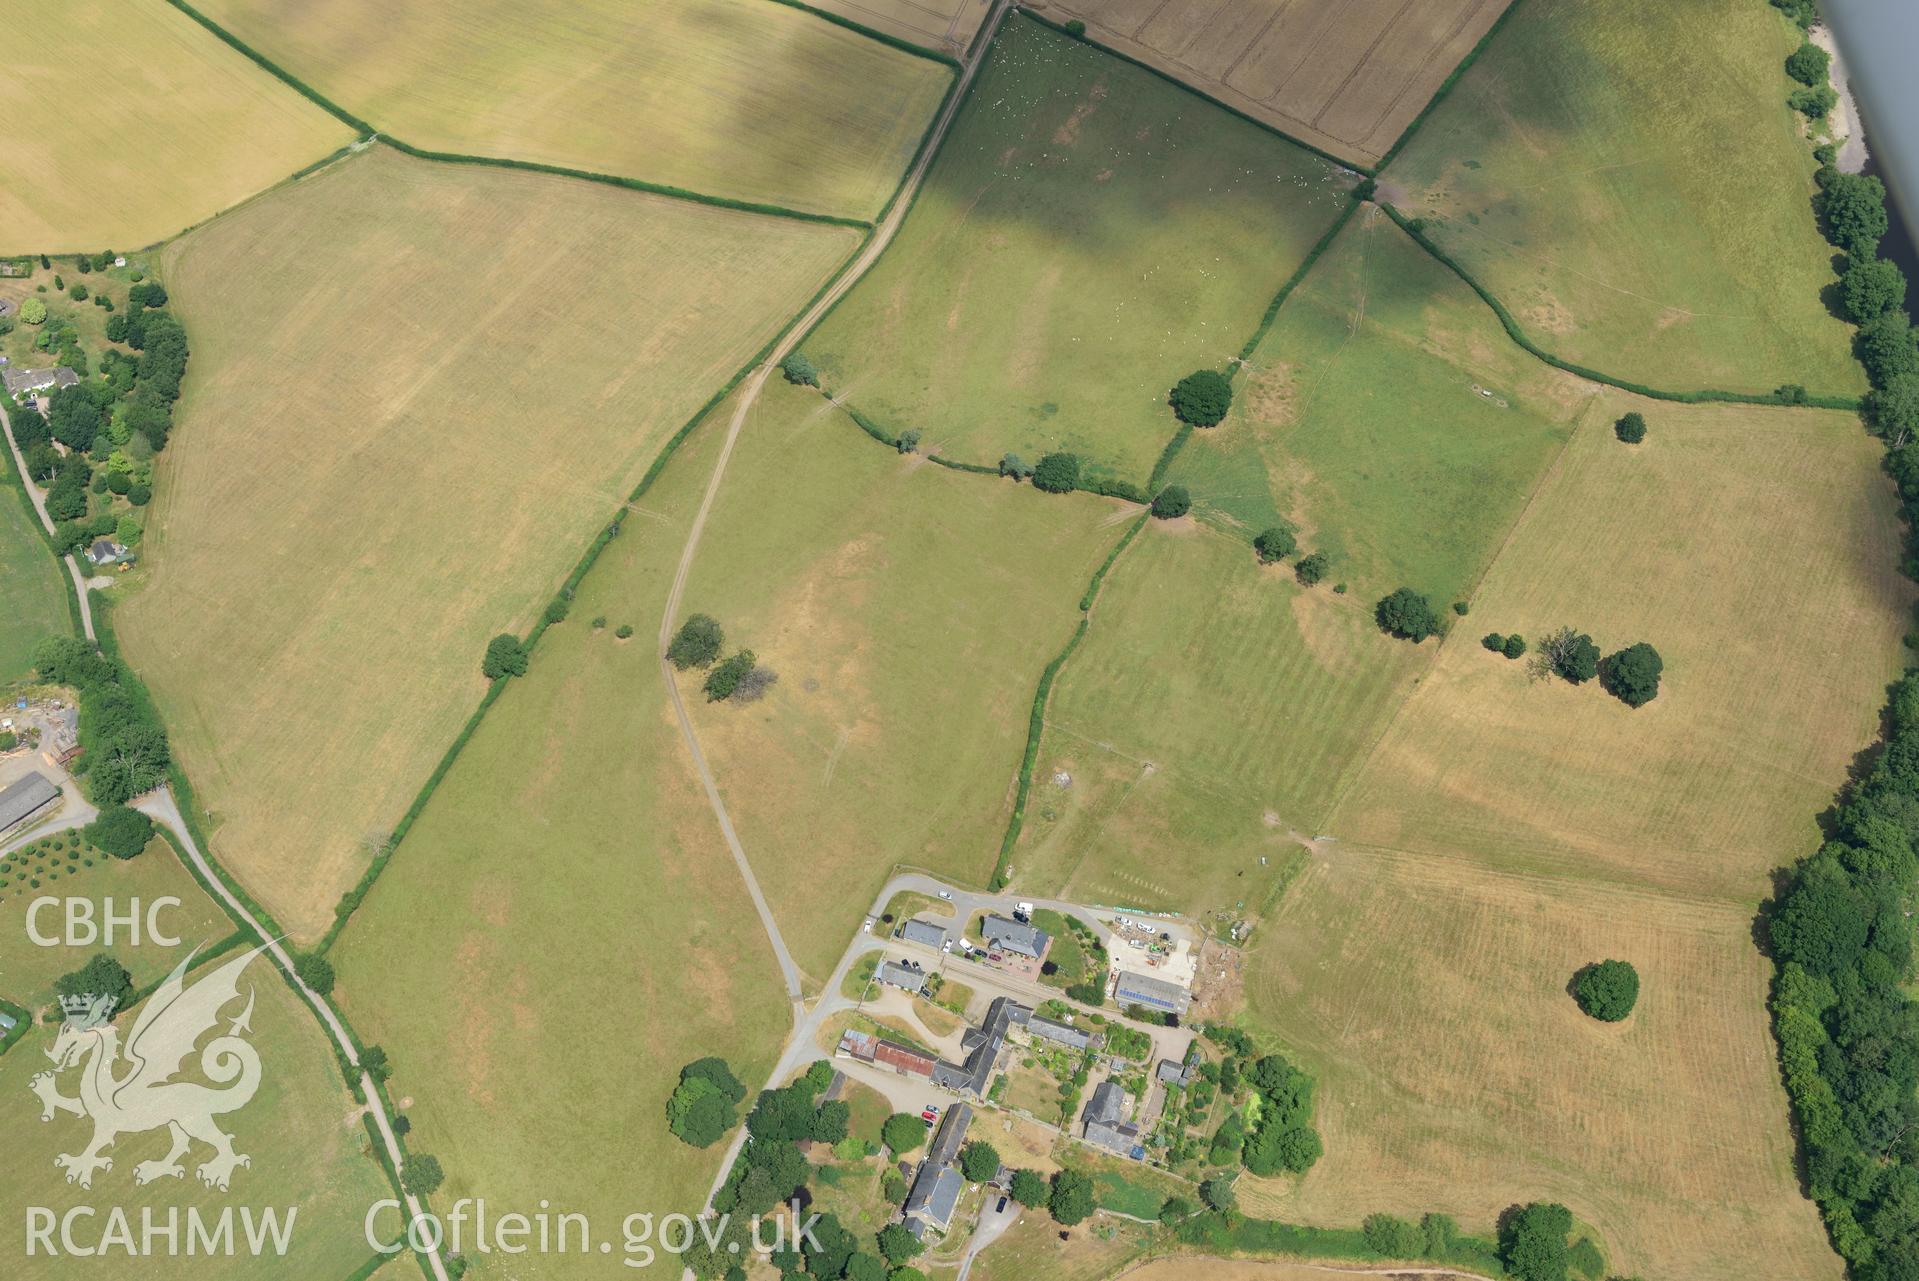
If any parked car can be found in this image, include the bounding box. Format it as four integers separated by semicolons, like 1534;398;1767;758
862;916;874;933
996;1196;1009;1213
938;890;953;900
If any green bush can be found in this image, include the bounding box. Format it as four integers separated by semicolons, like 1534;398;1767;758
1502;633;1527;660
1613;411;1647;443
667;614;724;670
1785;40;1831;86
999;452;1033;481
401;1155;443;1197
1048;1168;1095;1225
1294;551;1328;585
543;595;569;626
1362;1212;1422;1259
1789;84;1838;120
881;1113;926;1156
1500;1202;1573;1281
779;353;819;387
1375;588;1440;642
1481;632;1506;653
1064;18;1086;36
1150;485;1191;519
616;624;635;640
1572;959;1639;1022
481;634;529;680
1169;369;1233;427
19;297;45;325
704;651;757;702
1032;452;1081;493
294;952;335;996
1254;527;1296;563
84;805;152;860
1599;642;1662;707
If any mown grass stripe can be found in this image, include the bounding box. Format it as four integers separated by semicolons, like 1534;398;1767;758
1380;203;1865;409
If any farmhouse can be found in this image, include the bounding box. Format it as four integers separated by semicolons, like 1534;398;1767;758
1027;1015;1094;1051
0;771;60;834
1114;970;1192;1016
904;1103;973;1234
3;366;78;397
933;996;1027;1096
900;918;948;949
1080;1080;1142;1158
87;539;129;567
877;959;927;995
980;914;1048;960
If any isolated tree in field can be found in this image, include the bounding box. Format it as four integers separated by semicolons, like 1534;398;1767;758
1482;632;1506;653
960;1139;1001;1182
1500;1201;1573;1281
1786;39;1830;86
19;297;45;325
779;353;818;387
55;954;132;1015
402;1155;444;1197
1572;959;1640;1022
1535;626;1600;684
1375;588;1440;642
1294;551;1328;586
1254;527;1296;563
1048;1169;1095;1225
1820;173;1891;259
482;633;528;680
704;650;757;702
1151;485;1191;519
1032;452;1081;493
668;1058;746;1147
1169;369;1233;426
1009;1167;1049;1207
1843;257;1908;323
85;805;152;859
881;1112;926;1155
667;614;724;669
1599;642;1663;707
1613;411;1646;444
1503;633;1527;660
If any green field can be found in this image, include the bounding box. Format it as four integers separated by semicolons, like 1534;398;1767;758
118;146;857;943
334;415;793;1278
0;837;236;1011
1012;521;1427;918
0;968;390;1279
1384;0;1864;396
806;15;1353;486
1168;209;1590;606
679;378;1124;982
0;0;352;252
0;475;66;682
192;0;951;220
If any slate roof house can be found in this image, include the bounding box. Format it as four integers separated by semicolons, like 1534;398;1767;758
877;960;927;995
980;914;1048;960
932;996;1027;1096
3;366;77;397
900;918;948;949
903;1103;973;1233
1081;1080;1142;1157
1027;1014;1094;1051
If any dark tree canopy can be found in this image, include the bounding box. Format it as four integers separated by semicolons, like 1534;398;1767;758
1500;1202;1573;1281
1254;528;1296;563
959;1139;1001;1182
1151;485;1191;519
779;353;818;387
482;634;529;680
85;805;153;860
1032;452;1081;493
1872;374;1919;440
1858;311;1919;388
1599;642;1663;707
1169;369;1233;427
1294;551;1328;586
1503;633;1527;660
881;1112;926;1155
704;650;758;702
55;953;133;1015
1573;959;1640;1022
1613;411;1647;444
667;614;724;670
1844;257;1909;324
1375;588;1440;642
1049;1168;1095;1225
1821;173;1892;260
1539;627;1601;684
1009;1167;1049;1207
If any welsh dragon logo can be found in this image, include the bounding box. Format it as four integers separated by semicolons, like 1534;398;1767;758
31;942;269;1191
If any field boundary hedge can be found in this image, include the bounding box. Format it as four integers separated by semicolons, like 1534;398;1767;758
989;513;1147;889
1374;0;1528;173
1025;11;1367;176
762;0;963;67
1380;204;1865;409
1236;196;1362;368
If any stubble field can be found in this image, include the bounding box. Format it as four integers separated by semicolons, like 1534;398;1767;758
190;0;953;220
117;147;858;942
1385;0;1865;395
809;0;994;55
806;15;1352;487
1036;0;1511;167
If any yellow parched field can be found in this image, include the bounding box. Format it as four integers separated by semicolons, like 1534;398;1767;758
809;0;994;55
1246;845;1839;1281
679;379;1125;982
1332;398;1915;902
1035;0;1510;167
0;0;352;252
117;147;859;942
191;0;953;220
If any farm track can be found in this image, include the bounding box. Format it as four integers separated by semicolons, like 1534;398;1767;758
658;0;1013;1217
